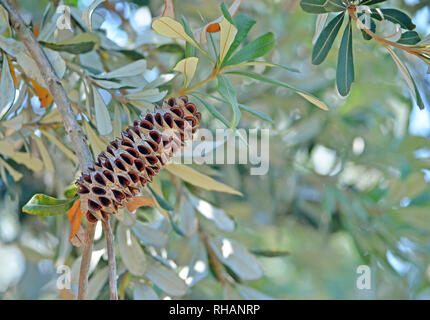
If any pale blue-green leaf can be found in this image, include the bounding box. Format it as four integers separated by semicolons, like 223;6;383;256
144;257;188;296
94;59;147;79
117;224;147;276
190;194;235;232
131;220;169;248
217;74;241;128
0;53;15;117
93;87;112;135
82;0;105;32
208;235;263;281
133;282;159;300
236;284;276;300
86;266;108;299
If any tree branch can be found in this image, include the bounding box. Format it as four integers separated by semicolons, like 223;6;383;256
77;222;95;300
102;219;118;300
1;0;96;300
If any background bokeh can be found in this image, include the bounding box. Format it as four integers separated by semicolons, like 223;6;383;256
0;0;430;299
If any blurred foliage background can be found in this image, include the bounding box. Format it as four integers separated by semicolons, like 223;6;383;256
1;0;430;300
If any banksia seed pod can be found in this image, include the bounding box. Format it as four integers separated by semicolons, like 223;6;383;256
76;96;201;222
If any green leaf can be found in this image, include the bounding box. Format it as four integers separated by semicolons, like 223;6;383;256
156;43;184;56
147;184;173;211
385;45;425;109
359;0;387;5
0;53;16;117
166;164;243;196
144;257;187;296
117;224;147;276
237;284;275;300
324;0;346;12
22;194;76;217
371;9;416;31
93;59;146;79
82;0;104;32
0;4;11;35
300;0;345;14
312;12;344;65
397;31;421;45
208;236;263;281
225;32;275;67
64;184;78;198
93;86;112;136
40;129;78;163
39;32;99;54
133;283;159;300
225;70;329;110
191;93;230;127
217;74;241;128
300;0;328;14
86;267;108;300
223;14;256;63
181;16;196;58
221;2;235;25
238;104;273;123
189;194;235;232
131;220;168;248
336;20;354;96
195;92;273;123
251;249;290;257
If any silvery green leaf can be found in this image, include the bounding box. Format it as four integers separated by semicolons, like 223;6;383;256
0;114;24;130
0;34;20;56
93;79;134;90
70;248;105;285
0;140;15;157
179;195;198;236
117;224;147;276
131;220;168;247
133;282;159;300
33;135;54;172
146;73;176;89
114;75;149;90
183;237;208;287
0;53;16;118
93;87;112;136
0;36;65;87
86;266;109;299
82;0;104;32
112;102;122;139
208;236;263;281
126;89;167;103
236;284;275;300
2;83;26;119
95;60;147;79
79;51;103;73
190;194;235;232
37;6;62;41
223;283;242;299
0;5;10;35
144;257;187;296
116;206;136;226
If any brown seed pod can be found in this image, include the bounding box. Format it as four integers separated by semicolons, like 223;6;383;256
76;96;201;222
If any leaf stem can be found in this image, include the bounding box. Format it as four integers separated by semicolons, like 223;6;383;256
348;9;420;54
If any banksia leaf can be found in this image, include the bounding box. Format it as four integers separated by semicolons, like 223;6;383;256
76;96;201;222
